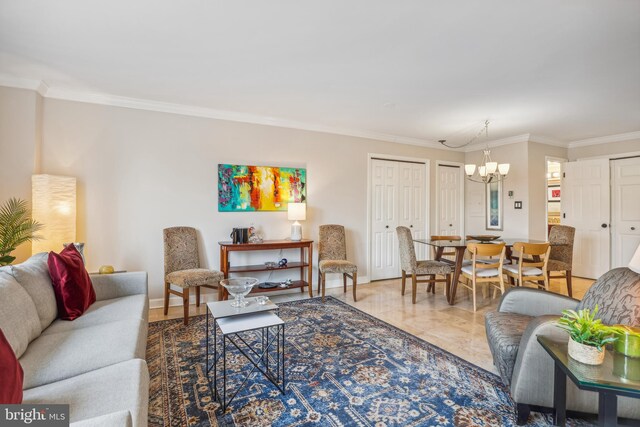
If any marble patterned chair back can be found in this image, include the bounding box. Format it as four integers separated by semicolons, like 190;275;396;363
396;226;417;272
163;227;200;276
318;225;347;262
577;267;640;326
548;225;575;266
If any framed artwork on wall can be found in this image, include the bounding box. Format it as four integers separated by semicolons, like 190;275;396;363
547;186;561;202
486;180;503;230
218;164;306;212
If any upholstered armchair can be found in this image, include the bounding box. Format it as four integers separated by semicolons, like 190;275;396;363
547;225;575;297
318;224;358;302
485;267;640;423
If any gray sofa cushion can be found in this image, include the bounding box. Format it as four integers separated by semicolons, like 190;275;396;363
23;359;148;427
484;311;532;385
577;267;640;326
20;318;147;389
9;252;58;329
0;272;42;357
42;294;148;335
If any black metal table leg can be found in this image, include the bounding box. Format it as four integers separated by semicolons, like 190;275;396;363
598;392;617;427
553;363;567;427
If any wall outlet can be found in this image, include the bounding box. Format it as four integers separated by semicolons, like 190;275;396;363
508;190;514;198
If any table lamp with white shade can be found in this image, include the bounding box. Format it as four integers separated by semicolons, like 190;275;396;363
288;202;306;241
629;243;640;274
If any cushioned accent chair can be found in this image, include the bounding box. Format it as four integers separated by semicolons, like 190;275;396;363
318;224;358;302
485;267;640;424
163;227;223;325
547;225;576;297
397;226;452;304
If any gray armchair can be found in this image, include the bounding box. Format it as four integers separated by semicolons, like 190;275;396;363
485;267;640;424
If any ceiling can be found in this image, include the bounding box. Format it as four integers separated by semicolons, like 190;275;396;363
1;0;639;147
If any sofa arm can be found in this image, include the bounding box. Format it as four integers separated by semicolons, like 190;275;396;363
90;272;148;301
497;287;578;317
70;411;132;427
510;315;568;407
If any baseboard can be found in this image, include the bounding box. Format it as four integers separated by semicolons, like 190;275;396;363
148;275;370;309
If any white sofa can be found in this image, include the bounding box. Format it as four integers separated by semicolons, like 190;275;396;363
0;253;149;427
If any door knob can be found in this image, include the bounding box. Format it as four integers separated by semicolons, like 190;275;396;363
601;224;608;228
410;225;413;228
385;225;389;229
632;227;637;231
449;224;453;227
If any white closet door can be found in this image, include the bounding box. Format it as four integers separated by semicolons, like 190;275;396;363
437;164;463;236
371;159;427;280
611;157;640;268
562;159;610;279
371;159;399;280
398;162;427;261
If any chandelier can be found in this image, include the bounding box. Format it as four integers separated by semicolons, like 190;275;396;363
438;120;510;184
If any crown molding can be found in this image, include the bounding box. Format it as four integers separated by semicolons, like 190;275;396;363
463;134;532;152
567;131;640;148
528;134;568;148
0;76;447;150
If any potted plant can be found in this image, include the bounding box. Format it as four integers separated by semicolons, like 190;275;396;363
0;197;42;266
556;305;618;365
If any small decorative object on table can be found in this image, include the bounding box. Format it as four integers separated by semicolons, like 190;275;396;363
264;261;278;269
278;258;288;267
613;325;640;358
220;277;259;308
256;296;269;305
98;265;115;274
467;235;501;242
556;305;618;365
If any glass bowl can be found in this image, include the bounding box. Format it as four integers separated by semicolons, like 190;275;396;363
220;277;259;307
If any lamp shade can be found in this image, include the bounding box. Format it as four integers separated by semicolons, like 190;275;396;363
464;164;476;176
629;243;640;274
31;175;77;254
287;202;306;221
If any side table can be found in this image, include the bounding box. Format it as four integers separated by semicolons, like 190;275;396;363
205;298;286;412
537;335;640;426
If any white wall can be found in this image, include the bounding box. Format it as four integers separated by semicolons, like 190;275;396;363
464;141;568;240
33;96;464;303
0;86;42;263
568;139;640;160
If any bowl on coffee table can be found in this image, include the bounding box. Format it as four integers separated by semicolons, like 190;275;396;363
220;277;259;308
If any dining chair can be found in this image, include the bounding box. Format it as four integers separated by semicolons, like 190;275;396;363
502;242;551;291
163;227;224;325
460;242;506;312
318;224;358;302
547;225;575;297
397;226;452;304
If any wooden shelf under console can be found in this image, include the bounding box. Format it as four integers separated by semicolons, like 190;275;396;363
218;239;314;299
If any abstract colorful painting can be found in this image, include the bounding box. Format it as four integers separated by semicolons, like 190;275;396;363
218;164;306;211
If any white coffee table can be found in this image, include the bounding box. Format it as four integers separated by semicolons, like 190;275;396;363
205;297;285;412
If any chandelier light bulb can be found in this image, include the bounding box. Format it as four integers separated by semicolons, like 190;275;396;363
498;163;510;175
478;166;487;177
465;164;476;176
486;162;498;174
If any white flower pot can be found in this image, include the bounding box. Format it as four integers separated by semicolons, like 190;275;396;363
568;337;605;365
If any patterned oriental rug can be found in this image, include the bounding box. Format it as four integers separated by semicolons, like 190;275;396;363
147;296;593;426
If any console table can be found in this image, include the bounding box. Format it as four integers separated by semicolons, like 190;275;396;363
218;239;314;300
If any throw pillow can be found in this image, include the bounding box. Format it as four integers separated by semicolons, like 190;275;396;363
0;328;23;404
48;243;96;320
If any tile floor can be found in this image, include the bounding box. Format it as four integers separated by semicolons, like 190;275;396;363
149;276;594;373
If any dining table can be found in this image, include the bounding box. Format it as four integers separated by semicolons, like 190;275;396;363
413;237;550;306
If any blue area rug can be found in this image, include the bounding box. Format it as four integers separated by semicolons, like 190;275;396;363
147;296;593;426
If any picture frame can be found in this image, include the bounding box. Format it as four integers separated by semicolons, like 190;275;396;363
547;186;561;202
486;179;503;230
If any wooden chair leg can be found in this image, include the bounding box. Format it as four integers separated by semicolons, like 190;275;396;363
343;274;347;293
352;272;357;302
401;271;406;295
566;270;573;297
472;276;477;312
445;274;451;298
163;282;170;315
317;270;321;293
183;288;190;326
196;286;201;307
412;274;418;304
321;272;326;302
